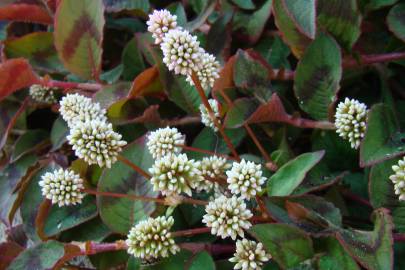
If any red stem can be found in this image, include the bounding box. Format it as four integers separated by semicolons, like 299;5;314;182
83;189;167;204
343;52;405;68
179;243;235;255
117;154;151;179
171;227;211;237
191;72;240;161
177;144;237;160
394;234;405;242
342;190;372;208
46;80;102;92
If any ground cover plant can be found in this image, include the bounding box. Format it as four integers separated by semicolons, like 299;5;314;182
1;0;405;269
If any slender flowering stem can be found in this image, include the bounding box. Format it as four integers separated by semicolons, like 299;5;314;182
176;144;237;160
343;51;405;68
191;72;240;161
172;227;211;237
341;189;372;208
163;116;201;126
179;243;235;255
83;189;167;204
394;234;405;242
117;155;151;179
45;80;102;92
84;189;208;206
243;123;277;171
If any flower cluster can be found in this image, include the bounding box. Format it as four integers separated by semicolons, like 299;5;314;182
147;9;178;45
229;239;271;270
126;216;179;260
67;120;127;168
390;157;405;201
226;159;266;200
335;98;368;149
59;93;107;128
161;28;204;76
187;52;220;89
39;168;84;207
199;99;221;131
147;127;185;159
29;84;57;104
149;153;203;196
203;195;252;240
197;156;230;191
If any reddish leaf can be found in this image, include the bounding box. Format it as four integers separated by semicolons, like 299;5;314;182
0;98;29;151
0;242;24;269
0;4;52;24
212;55;236;100
247;93;335;129
35;199;52;241
128;66;164;99
0;59;39;102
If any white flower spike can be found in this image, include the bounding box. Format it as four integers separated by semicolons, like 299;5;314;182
147;127;185;159
390;157;405;201
199;99;221;132
335;98;368;149
229;239;271;270
226;159;266;200
126;216;180;260
197;156;231;192
202;195;252;240
59;93;107;128
67;119;127;168
149;153;203;196
147;9;178;44
161;28;204;76
29;84;57;104
39;168;84;207
187;52;220;89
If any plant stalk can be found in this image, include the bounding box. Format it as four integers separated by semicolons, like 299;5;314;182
191;72;240;161
117;154;151;179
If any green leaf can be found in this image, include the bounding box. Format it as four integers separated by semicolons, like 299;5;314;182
103;0;149;13
7;240;65;270
11;129;48;162
336;209;394;270
189;127;246;159
317;0;362;50
294;33;342;120
54;0;105;79
243;0;273;43
365;0;398;11
268;151;324;196
21;163;59;242
50;117;69;151
0;154;37;226
98;140;157;234
100;64;123;84
189;251;215;270
122;37;146;81
93;82;131;111
186;0;216;31
317;237;360;270
59;216;111;242
387;3;405;43
167;2;187;27
272;0;312;57
142;249;193;270
206;13;232;56
231;0;255;10
283;0;316;39
4;32;64;72
249;223;314;269
43;196;98;237
225;98;258;128
360;104;405;167
369;158;405;233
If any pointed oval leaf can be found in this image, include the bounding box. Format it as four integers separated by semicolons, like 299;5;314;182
283;0;316;39
360;104;405;167
268;151;325;196
0;4;52;24
294;33;342;120
54;0;105;79
387;3;405;43
98;140;157;234
249;223;314;269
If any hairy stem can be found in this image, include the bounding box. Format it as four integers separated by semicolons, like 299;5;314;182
177;144;237;160
45;80;102;92
172;227;211;237
191;72;240;161
117;155;151;179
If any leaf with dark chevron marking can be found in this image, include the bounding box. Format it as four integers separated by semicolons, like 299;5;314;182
54;0;105;80
294;33;342;121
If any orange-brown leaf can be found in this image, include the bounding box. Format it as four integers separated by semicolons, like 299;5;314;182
35;199;52;241
128;66;163;99
212;55;236;101
0;59;39;102
0;242;24;269
0;4;53;24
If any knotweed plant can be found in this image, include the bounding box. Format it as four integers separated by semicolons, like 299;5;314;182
5;3;405;270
